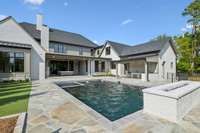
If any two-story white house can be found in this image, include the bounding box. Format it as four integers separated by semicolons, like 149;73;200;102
0;14;110;81
0;14;177;82
95;40;177;81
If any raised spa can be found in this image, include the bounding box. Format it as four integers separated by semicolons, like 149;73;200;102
143;81;200;122
57;80;144;121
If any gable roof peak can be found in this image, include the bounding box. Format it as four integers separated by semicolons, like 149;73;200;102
0;16;13;24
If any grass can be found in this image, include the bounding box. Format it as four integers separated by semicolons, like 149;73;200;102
0;81;31;117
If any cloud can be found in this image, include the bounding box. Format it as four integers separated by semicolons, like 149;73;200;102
186;23;193;29
121;19;133;26
0;15;7;20
24;0;45;6
181;28;187;32
181;23;193;33
64;2;68;7
93;40;98;44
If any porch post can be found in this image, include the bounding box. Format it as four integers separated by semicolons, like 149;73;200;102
145;60;149;81
45;59;50;78
87;60;91;76
116;63;119;77
99;61;102;72
91;60;95;75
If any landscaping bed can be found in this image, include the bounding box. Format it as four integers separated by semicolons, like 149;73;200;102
0;116;18;133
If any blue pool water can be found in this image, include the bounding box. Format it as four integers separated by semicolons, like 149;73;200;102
58;80;144;121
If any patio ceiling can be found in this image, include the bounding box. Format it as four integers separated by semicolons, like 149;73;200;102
46;52;111;61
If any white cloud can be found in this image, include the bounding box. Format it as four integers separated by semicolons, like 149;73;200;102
93;40;98;44
121;19;133;26
0;15;7;20
64;2;68;7
186;23;193;29
24;0;45;6
181;28;187;32
181;23;193;33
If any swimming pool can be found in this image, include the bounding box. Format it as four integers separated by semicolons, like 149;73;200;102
57;80;144;121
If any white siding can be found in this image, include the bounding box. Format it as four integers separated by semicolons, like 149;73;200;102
100;44;120;61
94;47;103;57
0;18;45;80
98;44;120;75
159;43;176;81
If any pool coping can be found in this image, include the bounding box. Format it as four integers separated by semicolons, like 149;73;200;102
53;79;144;132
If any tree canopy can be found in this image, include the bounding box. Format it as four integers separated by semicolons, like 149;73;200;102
175;0;200;73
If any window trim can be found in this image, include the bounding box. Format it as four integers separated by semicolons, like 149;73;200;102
105;47;111;55
111;62;116;69
0;51;24;73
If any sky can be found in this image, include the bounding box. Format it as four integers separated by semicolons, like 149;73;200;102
0;0;192;46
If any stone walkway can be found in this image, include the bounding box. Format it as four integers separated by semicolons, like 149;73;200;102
26;76;200;133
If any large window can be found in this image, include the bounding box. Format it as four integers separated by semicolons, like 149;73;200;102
49;43;65;53
97;50;100;55
0;52;24;73
111;62;116;69
95;61;99;72
101;61;105;72
106;47;111;55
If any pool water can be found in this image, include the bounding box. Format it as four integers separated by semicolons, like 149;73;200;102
58;80;144;121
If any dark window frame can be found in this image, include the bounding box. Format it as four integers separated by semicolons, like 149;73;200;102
49;43;65;53
105;47;111;55
111;62;116;69
0;51;24;73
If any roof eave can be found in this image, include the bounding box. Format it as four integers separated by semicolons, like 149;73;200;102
119;50;160;57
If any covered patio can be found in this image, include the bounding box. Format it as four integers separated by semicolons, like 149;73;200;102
46;52;111;77
115;54;159;81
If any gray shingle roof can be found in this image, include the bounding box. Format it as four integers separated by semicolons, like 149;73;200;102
20;22;97;48
107;38;171;57
107;41;131;55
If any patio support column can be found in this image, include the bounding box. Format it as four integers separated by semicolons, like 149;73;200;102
87;60;91;76
99;61;102;72
45;59;50;78
145;60;149;81
91;60;95;75
116;63;119;77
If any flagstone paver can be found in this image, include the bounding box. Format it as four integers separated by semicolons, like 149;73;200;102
26;76;200;133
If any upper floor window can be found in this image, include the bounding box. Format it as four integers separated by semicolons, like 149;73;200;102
49;43;65;53
106;47;111;55
91;49;94;56
97;50;100;55
79;48;83;55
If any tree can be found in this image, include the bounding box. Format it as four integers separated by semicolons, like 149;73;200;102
151;34;170;41
182;0;200;73
175;33;193;72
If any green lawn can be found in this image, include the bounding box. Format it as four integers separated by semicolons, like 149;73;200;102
0;81;31;117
